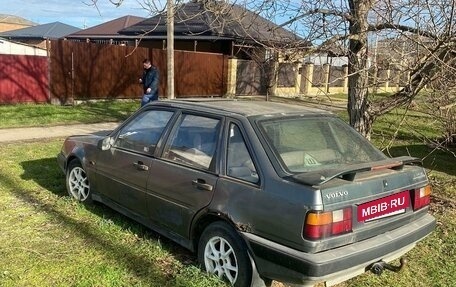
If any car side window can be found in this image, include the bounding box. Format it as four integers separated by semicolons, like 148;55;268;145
162;114;220;170
114;110;174;154
227;123;259;184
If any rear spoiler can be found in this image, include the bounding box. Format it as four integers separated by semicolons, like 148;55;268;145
289;156;422;186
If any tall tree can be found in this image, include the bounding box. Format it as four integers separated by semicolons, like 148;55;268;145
347;0;373;137
99;0;456;139
264;0;456;139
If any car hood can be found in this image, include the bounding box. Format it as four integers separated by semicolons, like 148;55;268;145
63;134;106;150
66;134;104;144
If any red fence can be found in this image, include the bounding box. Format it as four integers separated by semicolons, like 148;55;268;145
0;54;49;104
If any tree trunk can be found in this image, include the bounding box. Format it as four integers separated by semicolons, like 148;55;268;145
347;0;374;139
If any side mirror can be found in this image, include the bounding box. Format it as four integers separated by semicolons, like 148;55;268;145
98;137;114;151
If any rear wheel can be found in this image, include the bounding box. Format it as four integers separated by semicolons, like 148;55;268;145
66;160;92;203
198;222;252;287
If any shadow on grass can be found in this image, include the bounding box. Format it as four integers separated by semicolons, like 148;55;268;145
17;157;195;285
385;144;456;176
79;102;137;122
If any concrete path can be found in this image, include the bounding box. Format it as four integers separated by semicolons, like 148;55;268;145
0;122;120;143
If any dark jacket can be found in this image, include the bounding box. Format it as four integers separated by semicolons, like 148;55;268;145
142;66;159;96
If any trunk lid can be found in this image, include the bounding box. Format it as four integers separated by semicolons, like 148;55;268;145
296;157;430;252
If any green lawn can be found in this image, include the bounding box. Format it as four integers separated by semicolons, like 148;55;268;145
0;100;454;287
0;101;138;128
0;139;226;287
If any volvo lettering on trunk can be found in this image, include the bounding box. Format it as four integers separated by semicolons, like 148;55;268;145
325;190;348;200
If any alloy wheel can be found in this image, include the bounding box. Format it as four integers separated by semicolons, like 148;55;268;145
68;166;90;201
203;236;239;284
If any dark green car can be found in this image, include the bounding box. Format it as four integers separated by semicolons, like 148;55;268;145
57;99;435;287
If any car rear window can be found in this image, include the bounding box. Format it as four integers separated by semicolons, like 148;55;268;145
258;116;386;172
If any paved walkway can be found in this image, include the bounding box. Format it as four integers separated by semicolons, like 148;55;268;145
0;122;120;143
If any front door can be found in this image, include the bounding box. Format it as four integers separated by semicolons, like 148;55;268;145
95;109;175;218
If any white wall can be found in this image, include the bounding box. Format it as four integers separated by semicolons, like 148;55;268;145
304;53;349;67
0;38;46;56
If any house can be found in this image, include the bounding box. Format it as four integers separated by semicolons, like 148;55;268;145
118;0;307;60
0;22;80;49
0;14;35;33
65;15;145;45
116;0;309;97
1;1;309;104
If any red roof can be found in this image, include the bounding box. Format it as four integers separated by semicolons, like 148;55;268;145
68;15;145;37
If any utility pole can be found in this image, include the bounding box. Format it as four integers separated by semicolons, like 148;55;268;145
167;0;175;99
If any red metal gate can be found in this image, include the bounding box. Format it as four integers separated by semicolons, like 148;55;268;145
0;54;49;104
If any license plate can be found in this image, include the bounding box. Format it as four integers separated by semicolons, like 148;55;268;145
357;191;410;222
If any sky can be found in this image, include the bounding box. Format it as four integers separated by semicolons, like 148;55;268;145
0;0;152;29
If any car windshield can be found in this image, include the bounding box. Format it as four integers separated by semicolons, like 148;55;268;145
258;116;387;173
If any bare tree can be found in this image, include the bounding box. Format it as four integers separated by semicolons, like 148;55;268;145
97;0;456;140
258;0;456;139
215;0;456;139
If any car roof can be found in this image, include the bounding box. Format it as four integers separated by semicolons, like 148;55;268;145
152;98;333;117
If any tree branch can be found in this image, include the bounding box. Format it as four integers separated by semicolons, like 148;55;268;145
371;42;456;117
368;23;438;40
274;8;353;30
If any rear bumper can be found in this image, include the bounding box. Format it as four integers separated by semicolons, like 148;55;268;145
242;213;435;286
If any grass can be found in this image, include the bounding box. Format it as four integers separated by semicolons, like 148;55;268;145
0;139;226;287
0;100;455;287
330;101;456;286
0;100;139;128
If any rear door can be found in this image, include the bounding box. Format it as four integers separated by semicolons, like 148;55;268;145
146;113;222;237
95;108;175;218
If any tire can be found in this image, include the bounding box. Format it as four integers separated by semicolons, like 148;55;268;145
66;159;92;203
198;222;252;287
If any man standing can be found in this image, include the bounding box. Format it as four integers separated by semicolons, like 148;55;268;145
139;59;159;107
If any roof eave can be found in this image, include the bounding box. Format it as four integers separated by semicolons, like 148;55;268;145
66;35;140;39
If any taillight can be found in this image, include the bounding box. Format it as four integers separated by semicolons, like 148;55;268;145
412;185;431;210
304;207;352;240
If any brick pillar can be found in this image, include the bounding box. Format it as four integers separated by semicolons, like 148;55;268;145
302;63;313;95
385;67;391;89
270;61;279;97
226;57;238;97
343;65;349;93
295;62;302;95
323;63;330;93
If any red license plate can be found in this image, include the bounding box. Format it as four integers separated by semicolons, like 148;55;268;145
357;191;410;222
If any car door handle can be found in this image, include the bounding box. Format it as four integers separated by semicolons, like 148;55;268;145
133;161;149;171
192;179;213;191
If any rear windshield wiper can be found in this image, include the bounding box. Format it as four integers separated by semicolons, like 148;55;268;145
289;156;422;186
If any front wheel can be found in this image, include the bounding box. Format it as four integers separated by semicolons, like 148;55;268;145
198;222;252;287
66;160;92;203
